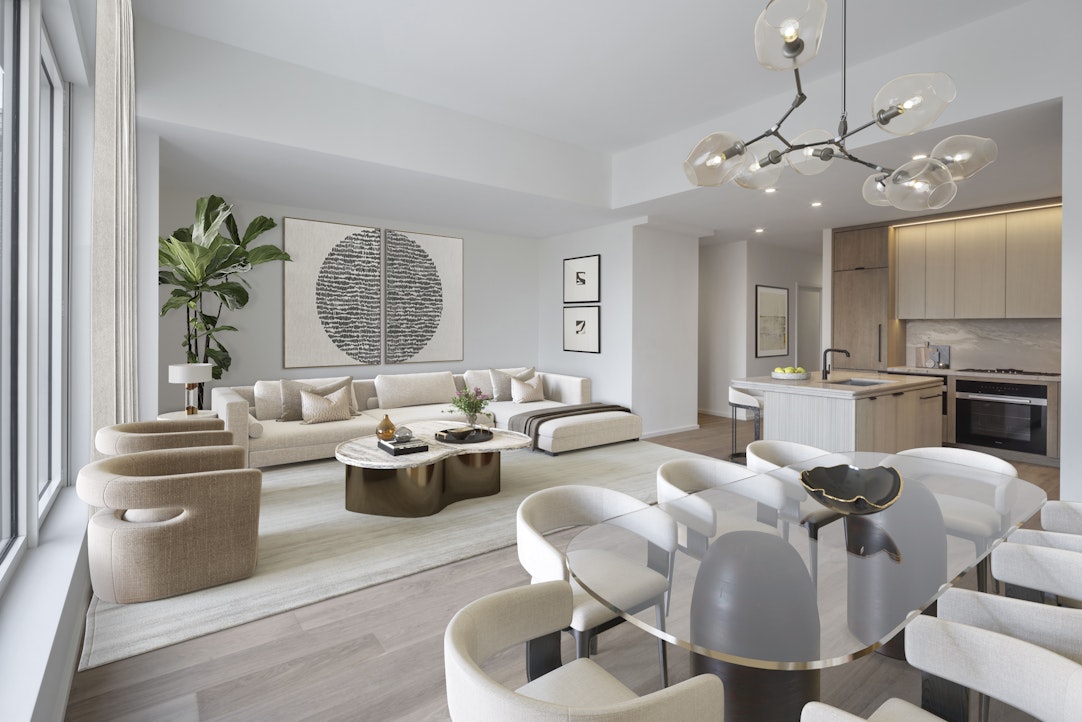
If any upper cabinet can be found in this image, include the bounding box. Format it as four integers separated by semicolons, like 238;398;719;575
954;215;1006;318
833;227;890;271
1005;206;1061;318
894;205;1060;320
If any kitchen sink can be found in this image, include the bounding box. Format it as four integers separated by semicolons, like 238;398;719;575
830;378;894;386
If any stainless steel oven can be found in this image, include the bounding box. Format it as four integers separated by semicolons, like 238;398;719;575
954;379;1048;455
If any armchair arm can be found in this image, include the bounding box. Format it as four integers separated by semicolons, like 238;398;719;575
937;587;1082;663
800;702;867;722
992;535;1082;601
1041;500;1082;535
581;674;724;720
77;446;247;508
211;386;252;460
536;372;591;404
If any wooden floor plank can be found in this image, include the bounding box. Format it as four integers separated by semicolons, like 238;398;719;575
66;414;1052;721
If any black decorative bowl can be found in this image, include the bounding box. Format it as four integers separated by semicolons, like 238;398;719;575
799;465;903;515
435;426;494;444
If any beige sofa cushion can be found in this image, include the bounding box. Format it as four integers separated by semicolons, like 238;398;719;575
512;375;545;403
253;380;283;420
490;367;534;401
301;387;352;424
279;377;358;421
374;371;457;408
463;369;494;399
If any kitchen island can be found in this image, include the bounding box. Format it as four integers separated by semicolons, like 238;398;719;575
731;371;944;453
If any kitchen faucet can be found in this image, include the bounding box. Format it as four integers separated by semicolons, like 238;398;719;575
822;348;851;380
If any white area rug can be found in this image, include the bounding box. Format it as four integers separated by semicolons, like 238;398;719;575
79;440;698;670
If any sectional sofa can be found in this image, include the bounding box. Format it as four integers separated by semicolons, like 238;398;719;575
211;368;642;467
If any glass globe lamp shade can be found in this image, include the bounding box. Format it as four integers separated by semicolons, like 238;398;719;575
684;131;746;186
886;158;957;211
787;129;834;176
873;73;956;136
861;174;892;206
734;140;785;189
754;0;828;71
931;134;998;180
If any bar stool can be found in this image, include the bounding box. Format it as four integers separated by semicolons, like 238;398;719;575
728;387;762;462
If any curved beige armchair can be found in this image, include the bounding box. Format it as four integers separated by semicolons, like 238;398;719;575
76;445;262;604
95;418;234;457
444;580;725;721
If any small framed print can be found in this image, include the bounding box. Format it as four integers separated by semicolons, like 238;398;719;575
563;254;600;303
563;305;600;353
755;284;789;358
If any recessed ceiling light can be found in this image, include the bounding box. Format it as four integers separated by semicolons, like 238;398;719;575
811;201;822;207
912;153;928;160
764;187;777;194
754;228;765;233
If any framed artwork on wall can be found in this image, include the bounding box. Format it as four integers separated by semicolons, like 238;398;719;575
563;254;600;303
755;284;789;358
563;305;600;353
283;217;383;367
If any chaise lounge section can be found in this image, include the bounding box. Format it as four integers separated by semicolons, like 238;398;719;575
212;368;642;467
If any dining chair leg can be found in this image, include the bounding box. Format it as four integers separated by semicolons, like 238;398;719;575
976;556;989;594
526;631;562;681
574;628;593;658
655;604;669;688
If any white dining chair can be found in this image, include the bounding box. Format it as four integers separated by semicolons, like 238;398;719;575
656;457;787;560
994;528;1082;605
800;612;1082;722
728;386;762;461
745;440;842;585
896;447;1017;592
444;580;726;721
1040;500;1082;535
516;485;678;687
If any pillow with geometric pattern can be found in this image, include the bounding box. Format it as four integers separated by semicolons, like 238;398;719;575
300;386;352;424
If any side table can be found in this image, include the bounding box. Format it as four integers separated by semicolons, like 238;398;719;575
157;409;218;420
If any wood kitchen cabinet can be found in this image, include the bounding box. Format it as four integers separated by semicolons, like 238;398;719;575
895;222;956;319
954;214;1006;318
833;268;887;370
833;227;890;270
1006;206;1061;318
855;386;943;453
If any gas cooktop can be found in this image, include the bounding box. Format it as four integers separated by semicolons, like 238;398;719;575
957;368;1061;376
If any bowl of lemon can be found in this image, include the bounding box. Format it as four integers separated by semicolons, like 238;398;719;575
771;366;810;380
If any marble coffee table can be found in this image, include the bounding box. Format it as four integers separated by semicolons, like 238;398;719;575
334;419;531;517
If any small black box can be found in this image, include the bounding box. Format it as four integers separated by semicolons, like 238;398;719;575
377;438;430;456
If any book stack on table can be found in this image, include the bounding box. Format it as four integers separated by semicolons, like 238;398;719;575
377;438;429;456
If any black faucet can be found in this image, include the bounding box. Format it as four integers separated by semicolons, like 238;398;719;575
822;348;851;380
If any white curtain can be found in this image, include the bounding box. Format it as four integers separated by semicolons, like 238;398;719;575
90;0;138;450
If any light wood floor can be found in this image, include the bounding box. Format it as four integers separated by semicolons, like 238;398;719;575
66;415;1058;721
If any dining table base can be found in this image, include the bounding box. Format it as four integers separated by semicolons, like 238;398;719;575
691;653;820;722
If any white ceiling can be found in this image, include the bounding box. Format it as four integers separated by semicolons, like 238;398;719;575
130;0;1062;248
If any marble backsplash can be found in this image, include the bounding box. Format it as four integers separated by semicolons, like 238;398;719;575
906;319;1061;372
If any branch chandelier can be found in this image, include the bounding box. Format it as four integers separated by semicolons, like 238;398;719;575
684;0;997;211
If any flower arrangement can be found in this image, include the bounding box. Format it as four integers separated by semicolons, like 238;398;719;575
447;386;491;424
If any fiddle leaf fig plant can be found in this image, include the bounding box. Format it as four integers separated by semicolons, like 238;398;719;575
159;195;290;405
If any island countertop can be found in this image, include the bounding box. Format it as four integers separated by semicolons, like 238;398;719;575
731;370;943;399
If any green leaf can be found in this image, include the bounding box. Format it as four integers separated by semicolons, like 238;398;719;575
247;244;291;265
192;196;233;247
223;214;241;245
241;216;277;246
206;345;232;373
160;292;192;316
210;280;250;310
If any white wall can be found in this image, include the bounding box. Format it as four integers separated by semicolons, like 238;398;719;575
632;224;700;436
154;187;541;411
699;241;747;415
537;220;637;408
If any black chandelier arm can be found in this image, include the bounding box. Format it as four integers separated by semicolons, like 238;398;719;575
835;150;894;174
835;117;879;142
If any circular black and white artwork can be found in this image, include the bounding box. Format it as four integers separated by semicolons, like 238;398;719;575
315;228;382;364
384;230;443;363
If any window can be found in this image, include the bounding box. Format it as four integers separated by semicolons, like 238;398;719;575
0;0;70;588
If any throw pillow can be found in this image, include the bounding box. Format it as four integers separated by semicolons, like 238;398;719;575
248;414;265;439
490;367;535;401
278;377;356;421
300;386;352;424
463;369;495;400
511;375;544;403
254;380;283;420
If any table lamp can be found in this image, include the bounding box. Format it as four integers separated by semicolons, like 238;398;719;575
168;362;214;414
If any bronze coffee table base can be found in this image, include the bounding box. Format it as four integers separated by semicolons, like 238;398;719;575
344;451;501;517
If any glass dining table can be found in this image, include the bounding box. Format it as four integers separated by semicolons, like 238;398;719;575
565;451;1046;722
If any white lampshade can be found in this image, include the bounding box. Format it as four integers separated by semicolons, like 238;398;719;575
169;362;214;384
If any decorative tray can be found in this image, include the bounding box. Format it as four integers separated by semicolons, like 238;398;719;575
771;371;811;380
799;465;903;515
435;427;493;444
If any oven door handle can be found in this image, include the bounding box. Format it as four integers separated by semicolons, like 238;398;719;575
955;392;1048;406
